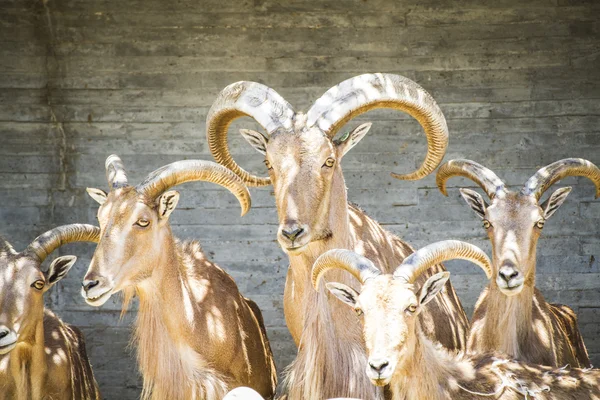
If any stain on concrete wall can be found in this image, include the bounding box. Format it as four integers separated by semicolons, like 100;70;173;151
1;0;599;397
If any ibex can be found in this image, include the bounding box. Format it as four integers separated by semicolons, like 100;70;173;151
0;224;101;400
207;73;469;399
436;158;599;368
312;241;600;400
81;155;277;400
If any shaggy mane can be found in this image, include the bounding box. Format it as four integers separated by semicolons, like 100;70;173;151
133;282;228;400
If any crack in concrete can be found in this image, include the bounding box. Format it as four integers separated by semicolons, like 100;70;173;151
41;0;67;193
39;0;70;287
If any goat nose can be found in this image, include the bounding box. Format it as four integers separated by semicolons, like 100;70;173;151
281;227;304;241
82;279;100;292
498;266;519;283
0;327;9;340
369;359;390;373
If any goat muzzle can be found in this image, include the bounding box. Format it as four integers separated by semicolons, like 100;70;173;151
496;264;525;295
0;326;17;354
81;271;114;307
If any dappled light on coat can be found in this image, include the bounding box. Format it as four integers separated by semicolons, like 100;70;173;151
0;226;101;400
313;243;600;400
82;155;277;399
437;158;599;368
207;74;467;399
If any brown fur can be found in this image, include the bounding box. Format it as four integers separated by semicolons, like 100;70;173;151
464;191;591;368
388;330;600;400
83;187;277;399
0;238;100;400
327;270;600;400
254;128;469;399
0;290;100;400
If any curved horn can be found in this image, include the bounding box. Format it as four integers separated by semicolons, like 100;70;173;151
25;224;100;262
306;73;448;181
136;160;251;216
105;154;129;189
311;249;381;290
521;158;600;200
0;236;16;255
393;240;492;284
436;159;507;199
206;81;296;187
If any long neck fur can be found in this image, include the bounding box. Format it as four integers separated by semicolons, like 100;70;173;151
0;316;46;400
476;254;537;360
483;284;535;359
390;325;472;400
283;169;382;399
128;231;228;400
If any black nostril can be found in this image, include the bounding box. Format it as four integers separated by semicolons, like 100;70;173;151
369;360;389;372
499;268;519;283
282;227;304;241
0;329;9;340
82;280;99;292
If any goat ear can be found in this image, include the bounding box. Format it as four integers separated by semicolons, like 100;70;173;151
326;282;359;307
45;255;77;291
417;271;450;307
240;129;268;155
459;188;488;219
157;190;180;220
335;122;372;157
541;187;572;220
86;188;108;205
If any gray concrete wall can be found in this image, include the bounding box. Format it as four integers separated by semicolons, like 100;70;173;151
1;0;599;397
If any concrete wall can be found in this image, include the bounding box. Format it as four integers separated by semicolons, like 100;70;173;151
1;0;599;397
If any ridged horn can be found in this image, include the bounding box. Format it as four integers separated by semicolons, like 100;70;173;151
105;154;129;189
521;158;600;200
25;224;100;262
306;73;448;181
436;159;507;199
311;249;381;290
0;236;16;255
136;160;251;216
393;240;492;284
206;81;296;187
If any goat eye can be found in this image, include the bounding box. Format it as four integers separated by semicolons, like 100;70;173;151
31;280;45;291
323;158;335;168
482;220;492;229
535;219;545;229
354;308;363;317
264;159;273;170
136;219;150;228
406;304;417;313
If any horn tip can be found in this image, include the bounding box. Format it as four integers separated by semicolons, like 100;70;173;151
391;171;426;181
390;171;410;181
239;190;252;216
438;184;449;197
311;273;321;291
